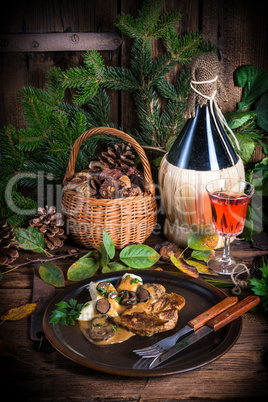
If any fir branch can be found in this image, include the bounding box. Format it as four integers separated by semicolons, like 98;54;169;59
114;13;144;39
17;128;45;152
164;30;203;64
104;67;139;92
62;66;95;89
136;0;163;38
153;11;181;39
149;53;177;86
85;88;111;127
0;125;23;172
45;67;65;104
83;50;105;77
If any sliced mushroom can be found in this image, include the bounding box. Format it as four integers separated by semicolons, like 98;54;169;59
95;298;111;314
118;290;137;306
136;287;150;303
88;316;115;341
139;283;166;299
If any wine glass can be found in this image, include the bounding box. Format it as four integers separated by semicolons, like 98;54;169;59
206;178;254;275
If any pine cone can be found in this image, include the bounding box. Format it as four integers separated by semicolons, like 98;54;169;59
0;220;19;265
29;206;67;250
99;143;135;168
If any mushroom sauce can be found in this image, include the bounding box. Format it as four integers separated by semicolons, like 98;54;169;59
79;319;134;345
77;273;170;345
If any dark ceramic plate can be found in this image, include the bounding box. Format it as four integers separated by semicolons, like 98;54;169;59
43;270;242;377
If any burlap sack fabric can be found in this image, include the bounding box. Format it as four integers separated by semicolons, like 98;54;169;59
185;52;228;119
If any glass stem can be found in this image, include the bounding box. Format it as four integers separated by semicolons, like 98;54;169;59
222;237;231;263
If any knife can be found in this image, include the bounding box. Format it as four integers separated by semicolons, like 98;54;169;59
134;296;238;357
148;295;260;369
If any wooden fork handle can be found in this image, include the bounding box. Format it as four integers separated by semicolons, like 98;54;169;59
188;296;238;331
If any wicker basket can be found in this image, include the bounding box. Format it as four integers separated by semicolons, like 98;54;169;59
62;127;157;249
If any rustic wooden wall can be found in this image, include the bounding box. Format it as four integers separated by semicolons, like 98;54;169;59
0;0;267;132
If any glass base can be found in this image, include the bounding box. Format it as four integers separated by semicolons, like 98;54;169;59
207;256;244;275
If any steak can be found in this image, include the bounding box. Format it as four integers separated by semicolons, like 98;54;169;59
113;292;185;336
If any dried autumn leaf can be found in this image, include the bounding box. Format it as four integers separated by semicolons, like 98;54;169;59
185;260;218;276
187;227;219;250
170;255;199;278
1;303;37;321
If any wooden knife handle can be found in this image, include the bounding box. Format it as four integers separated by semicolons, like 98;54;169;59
207;295;260;331
188;296;238;330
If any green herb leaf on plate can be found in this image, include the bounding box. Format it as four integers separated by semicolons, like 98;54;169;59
49;298;83;325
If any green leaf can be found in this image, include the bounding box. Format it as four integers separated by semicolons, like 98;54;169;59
256;92;268;132
39;262;65;287
56;301;70;309
101;265;111;274
230;133;255;165
119;244;160;268
252;158;268;196
191;249;215;262
187;228;218;250
49;298;83;325
67;257;99;281
98;243;109;267
107;261;127;271
80;250;99;259
225;111;255;130
14;227;46;253
249;278;268;296
102;231;115;259
234;65;268;110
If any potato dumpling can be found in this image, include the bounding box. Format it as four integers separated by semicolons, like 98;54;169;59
116;273;143;293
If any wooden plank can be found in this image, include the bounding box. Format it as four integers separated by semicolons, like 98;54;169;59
0;33;122;52
202;0;268;114
0;0;120;130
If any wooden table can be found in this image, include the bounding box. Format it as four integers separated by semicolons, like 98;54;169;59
1;235;268;401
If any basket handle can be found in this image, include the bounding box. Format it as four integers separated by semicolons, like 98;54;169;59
63;127;155;194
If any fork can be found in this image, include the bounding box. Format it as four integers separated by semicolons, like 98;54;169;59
133;356;156;370
133;296;238;358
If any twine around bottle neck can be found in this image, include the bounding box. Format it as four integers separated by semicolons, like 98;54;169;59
190;76;240;156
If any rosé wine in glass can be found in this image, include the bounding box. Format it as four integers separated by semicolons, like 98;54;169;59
209;191;251;238
206;179;254;275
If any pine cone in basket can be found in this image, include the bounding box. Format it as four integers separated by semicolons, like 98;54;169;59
99;143;135;168
0;220;19;265
29;206;67;250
